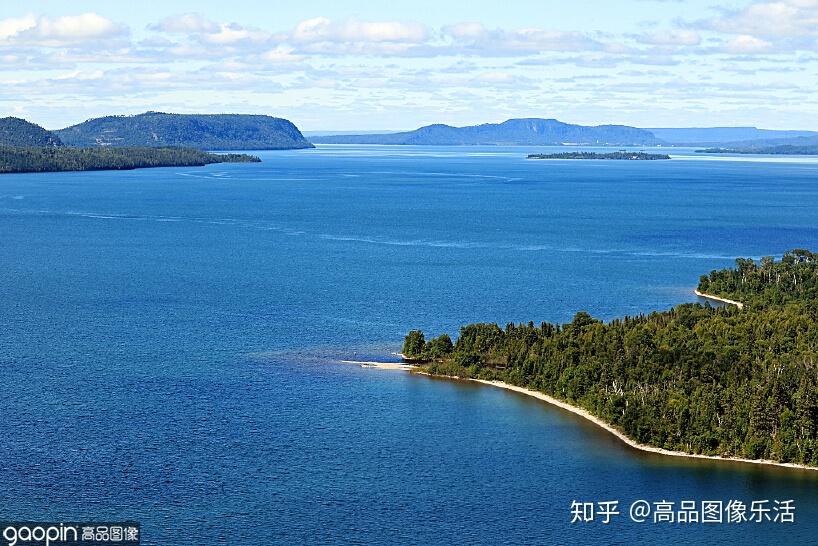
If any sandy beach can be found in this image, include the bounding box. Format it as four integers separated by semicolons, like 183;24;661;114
694;289;745;310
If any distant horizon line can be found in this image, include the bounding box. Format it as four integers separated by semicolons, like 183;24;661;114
304;124;818;133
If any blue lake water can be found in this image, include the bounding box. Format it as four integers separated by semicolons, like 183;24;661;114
1;145;817;544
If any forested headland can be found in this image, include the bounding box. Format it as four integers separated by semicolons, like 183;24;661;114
404;250;818;466
55;112;314;150
0;146;260;174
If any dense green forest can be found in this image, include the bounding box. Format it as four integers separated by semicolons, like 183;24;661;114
527;152;670;160
56;112;313;150
698;249;818;308
0;146;260;173
405;250;818;466
0;117;63;147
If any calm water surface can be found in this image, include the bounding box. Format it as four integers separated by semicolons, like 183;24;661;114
1;145;817;544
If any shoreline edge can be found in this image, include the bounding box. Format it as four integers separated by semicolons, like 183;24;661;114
694;289;745;309
422;373;816;471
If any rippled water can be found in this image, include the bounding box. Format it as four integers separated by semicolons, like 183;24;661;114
1;145;817;544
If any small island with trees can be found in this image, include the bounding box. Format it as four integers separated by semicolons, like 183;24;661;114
403;249;818;468
527;151;670;160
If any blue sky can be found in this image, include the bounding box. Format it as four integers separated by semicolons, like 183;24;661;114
1;0;817;130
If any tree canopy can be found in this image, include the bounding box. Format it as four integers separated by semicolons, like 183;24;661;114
0;117;62;147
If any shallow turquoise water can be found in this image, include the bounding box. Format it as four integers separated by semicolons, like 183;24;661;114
1;145;817;544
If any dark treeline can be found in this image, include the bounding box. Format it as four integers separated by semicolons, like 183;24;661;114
405;250;818;466
698;249;818;308
0;146;260;174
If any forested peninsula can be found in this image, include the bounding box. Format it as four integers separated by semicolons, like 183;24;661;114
0;146;259;174
403;250;818;467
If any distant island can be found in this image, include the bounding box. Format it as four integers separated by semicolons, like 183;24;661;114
311;118;662;146
0;146;260;174
527;151;670;160
311;119;818;148
54;112;313;150
697;145;818;155
647;127;818;146
403;250;818;468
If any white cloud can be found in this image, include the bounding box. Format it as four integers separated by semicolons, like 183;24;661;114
443;22;488;40
6;8;818;130
150;13;219;34
440;23;603;55
200;24;270;45
51;69;105;81
636;29;701;46
722;34;775;53
7;13;126;46
0;15;37;41
39;13;122;41
150;13;271;49
290;17;428;44
262;46;305;63
703;0;818;38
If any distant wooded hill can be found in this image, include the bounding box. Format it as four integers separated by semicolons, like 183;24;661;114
0;117;63;147
55;112;313;150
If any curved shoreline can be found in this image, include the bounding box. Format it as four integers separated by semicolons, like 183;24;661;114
694;289;744;310
414;372;817;472
354;363;815;470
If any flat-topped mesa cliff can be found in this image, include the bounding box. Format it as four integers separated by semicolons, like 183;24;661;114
312;118;662;146
55;112;314;150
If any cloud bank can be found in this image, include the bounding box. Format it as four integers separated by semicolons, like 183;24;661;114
2;2;816;130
